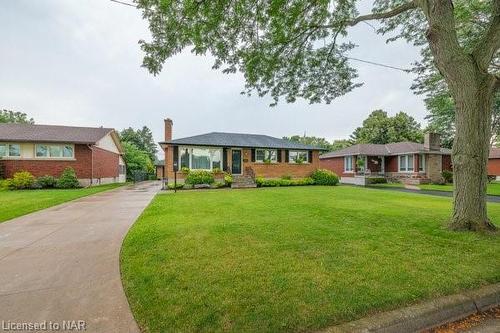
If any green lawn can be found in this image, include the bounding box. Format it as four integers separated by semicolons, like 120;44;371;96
121;186;499;333
371;182;500;196
0;183;126;223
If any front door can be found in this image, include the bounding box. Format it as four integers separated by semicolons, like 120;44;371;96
231;149;242;174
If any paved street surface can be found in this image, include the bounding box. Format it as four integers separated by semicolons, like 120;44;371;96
0;181;160;333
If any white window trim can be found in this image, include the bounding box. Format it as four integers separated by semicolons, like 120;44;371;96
418;153;426;172
34;143;75;159
0;142;22;159
255;148;278;163
288;150;309;164
178;146;223;171
398;154;415;173
344;155;354;173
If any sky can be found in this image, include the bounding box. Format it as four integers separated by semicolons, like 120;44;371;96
1;0;428;158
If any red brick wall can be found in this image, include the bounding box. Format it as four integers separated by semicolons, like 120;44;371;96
319;156;354;177
2;144;120;180
385;156;398;172
488;158;500;176
442;154;452;171
92;146;120;178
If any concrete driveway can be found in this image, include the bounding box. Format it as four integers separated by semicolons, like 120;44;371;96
0;181;161;333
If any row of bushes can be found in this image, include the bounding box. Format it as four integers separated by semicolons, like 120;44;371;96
5;168;80;190
182;169;233;187
255;169;339;187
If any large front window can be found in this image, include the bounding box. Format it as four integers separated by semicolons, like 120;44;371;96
289;150;308;163
399;154;414;172
256;149;277;163
344;155;354;172
0;143;21;157
179;146;222;170
36;144;74;158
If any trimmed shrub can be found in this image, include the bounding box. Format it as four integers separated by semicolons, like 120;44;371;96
167;183;184;190
56;167;80;189
442;170;453;184
36;175;57;189
310;169;339;186
256;177;315;187
212;181;226;188
281;174;292;180
180;167;190;174
185;170;215;185
8;171;35;190
224;173;233;186
367;177;387;185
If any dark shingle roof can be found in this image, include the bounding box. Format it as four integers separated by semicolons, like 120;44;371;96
0;123;113;144
320;142;451;159
490;148;500;158
160;132;326;150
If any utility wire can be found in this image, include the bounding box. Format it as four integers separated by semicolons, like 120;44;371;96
346;56;410;72
109;0;136;8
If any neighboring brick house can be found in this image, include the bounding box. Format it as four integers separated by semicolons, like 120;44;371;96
488;148;500;178
159;119;325;187
0;123;126;186
320;133;452;185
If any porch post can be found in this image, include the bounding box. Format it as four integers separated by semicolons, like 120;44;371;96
381;156;385;174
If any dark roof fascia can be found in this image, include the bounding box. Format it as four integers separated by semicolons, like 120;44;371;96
158;141;327;151
320;149;451;159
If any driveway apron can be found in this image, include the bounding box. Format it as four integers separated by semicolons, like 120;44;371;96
0;181;161;333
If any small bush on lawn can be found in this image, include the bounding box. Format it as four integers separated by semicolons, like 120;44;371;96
8;171;36;190
310;169;339;186
185;170;215;185
256;177;315;187
36;175;57;189
167;183;184;190
367;177;387;185
56;167;80;189
442;170;453;184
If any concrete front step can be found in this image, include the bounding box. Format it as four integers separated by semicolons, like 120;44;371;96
231;176;257;188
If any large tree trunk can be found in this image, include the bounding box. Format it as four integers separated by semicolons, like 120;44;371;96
421;0;498;231
450;72;497;231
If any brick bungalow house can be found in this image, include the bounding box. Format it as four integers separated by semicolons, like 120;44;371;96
159;119;325;187
488;148;500;178
0;123;126;186
319;133;452;185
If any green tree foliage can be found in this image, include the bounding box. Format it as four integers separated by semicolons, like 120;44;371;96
350;110;423;144
0;110;34;124
283;135;333;151
120;126;158;162
331;139;352;151
122;142;154;180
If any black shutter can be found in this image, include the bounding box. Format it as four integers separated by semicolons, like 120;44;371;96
285;150;289;163
173;146;179;171
308;150;313;163
277;149;282;163
251;149;256;162
222;148;228;171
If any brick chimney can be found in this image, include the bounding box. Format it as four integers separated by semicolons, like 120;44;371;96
164;118;173;142
424;132;441;151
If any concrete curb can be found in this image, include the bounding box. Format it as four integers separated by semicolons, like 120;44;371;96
320;283;500;333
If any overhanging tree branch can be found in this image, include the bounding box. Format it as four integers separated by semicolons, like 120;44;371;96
472;1;500;73
346;1;418;26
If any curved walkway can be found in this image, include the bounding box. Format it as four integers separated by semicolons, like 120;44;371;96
0;181;160;333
